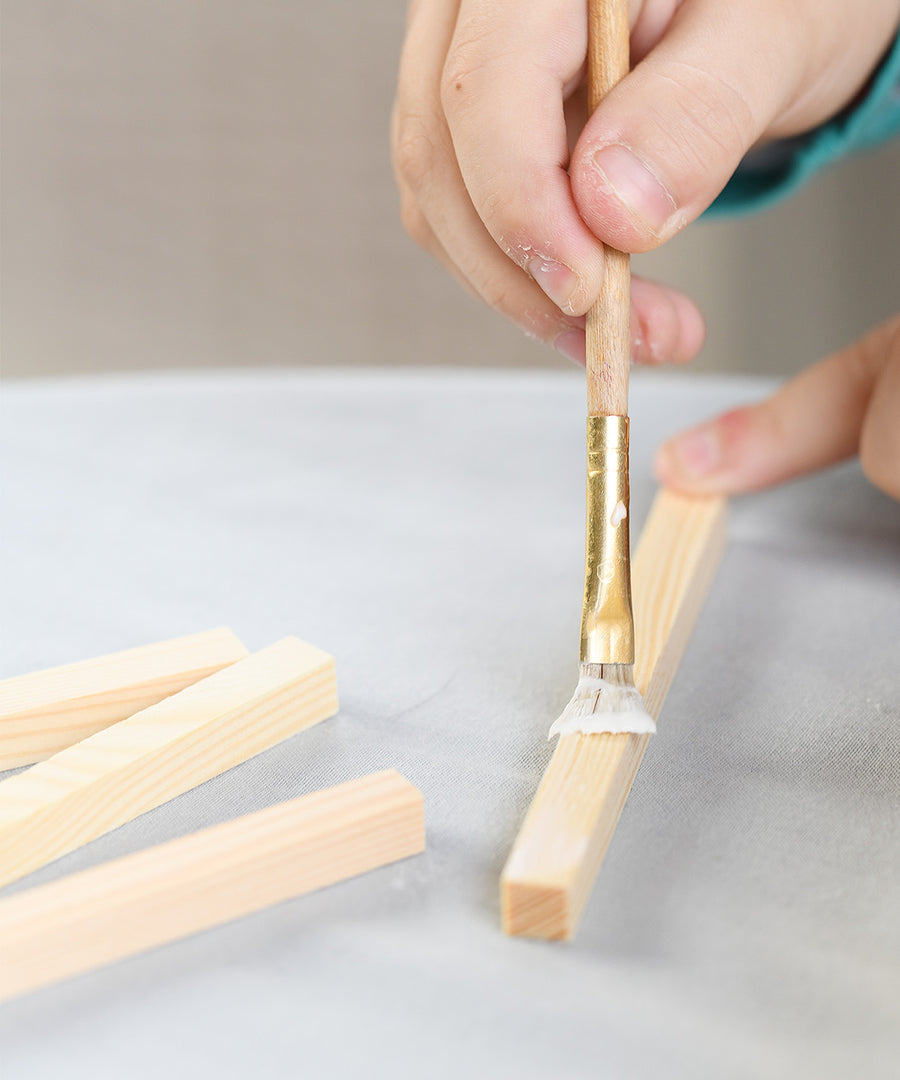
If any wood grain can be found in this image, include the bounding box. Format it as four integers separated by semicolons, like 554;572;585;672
0;770;424;1002
0;636;338;889
585;0;631;417
501;492;727;940
0;628;249;770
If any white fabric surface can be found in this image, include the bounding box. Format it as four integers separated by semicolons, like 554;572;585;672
1;369;898;1080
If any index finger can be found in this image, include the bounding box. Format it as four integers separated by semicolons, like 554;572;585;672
440;0;608;316
654;315;900;497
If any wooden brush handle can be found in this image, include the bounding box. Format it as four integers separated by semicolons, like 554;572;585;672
586;0;631;417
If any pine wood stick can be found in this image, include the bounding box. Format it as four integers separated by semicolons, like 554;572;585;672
0;628;249;770
0;637;337;889
0;770;424;1002
501;492;728;940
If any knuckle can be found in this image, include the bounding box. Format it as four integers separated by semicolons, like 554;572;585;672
392;112;439;191
650;60;758;172
440;25;493;112
440;57;472;111
479;275;511;313
479;272;540;323
479;185;518;240
476;184;541;271
521;307;571;345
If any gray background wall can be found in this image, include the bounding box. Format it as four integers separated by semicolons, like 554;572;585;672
2;1;898;379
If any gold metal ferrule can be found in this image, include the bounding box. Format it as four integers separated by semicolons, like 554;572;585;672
579;415;635;665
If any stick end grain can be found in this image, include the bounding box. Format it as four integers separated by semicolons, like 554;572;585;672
500;875;573;941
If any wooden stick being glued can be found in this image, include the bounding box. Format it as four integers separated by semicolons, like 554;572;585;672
501;492;728;940
0;628;249;770
0;770;425;1002
0;637;338;889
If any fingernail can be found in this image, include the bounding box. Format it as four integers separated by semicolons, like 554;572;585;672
528;257;579;314
554;329;586;366
659;425;721;478
591;144;677;235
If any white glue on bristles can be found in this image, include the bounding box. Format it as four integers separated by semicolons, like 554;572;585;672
549;663;655;738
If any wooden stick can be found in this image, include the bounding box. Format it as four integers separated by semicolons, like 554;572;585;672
0;637;337;889
501;492;728;940
0;770;424;1002
586;0;630;417
0;628;249;770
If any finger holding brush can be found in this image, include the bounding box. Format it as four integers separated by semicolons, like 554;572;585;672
391;0;708;367
393;0;897;364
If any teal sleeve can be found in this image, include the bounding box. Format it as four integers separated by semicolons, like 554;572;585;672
706;29;900;218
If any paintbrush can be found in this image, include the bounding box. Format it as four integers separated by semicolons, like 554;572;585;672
550;0;654;737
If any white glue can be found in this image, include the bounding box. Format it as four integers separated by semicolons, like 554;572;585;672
549;670;656;738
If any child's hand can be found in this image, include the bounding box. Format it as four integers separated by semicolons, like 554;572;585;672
655;314;900;500
392;0;899;366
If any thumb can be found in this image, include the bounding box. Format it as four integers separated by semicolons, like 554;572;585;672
570;0;805;253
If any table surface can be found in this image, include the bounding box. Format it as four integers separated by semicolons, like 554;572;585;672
1;368;898;1080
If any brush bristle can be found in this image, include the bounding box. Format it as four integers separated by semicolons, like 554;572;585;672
548;663;655;738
